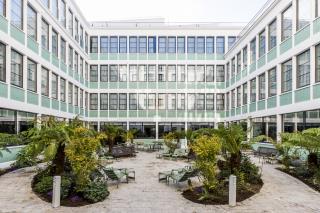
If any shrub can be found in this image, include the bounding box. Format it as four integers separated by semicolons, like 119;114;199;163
239;155;261;184
33;175;72;199
82;181;109;203
163;132;178;154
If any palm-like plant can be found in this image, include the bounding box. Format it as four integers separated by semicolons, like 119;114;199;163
281;128;320;170
101;125;124;153
124;129;137;144
215;124;246;173
0;133;23;157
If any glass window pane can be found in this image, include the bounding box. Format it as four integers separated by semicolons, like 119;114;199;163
11;50;23;88
27;5;37;40
0;43;6;82
100;65;108;82
282;5;292;41
297;50;310;88
11;0;23;29
187;37;195;53
27;59;37;92
297;0;311;30
41;67;49;96
268;19;277;50
177;37;185;53
282;60;292;93
158;37;166;53
100;37;108;53
206;37;214;54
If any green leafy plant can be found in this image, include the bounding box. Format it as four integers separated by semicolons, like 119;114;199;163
82;181;109;203
124;129;137;144
281;128;320;171
163;132;178;154
34;175;72;199
191;135;221;199
0;133;24;157
215;124;247;174
100;125;125;153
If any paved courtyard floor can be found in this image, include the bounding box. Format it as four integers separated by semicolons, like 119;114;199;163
0;151;320;213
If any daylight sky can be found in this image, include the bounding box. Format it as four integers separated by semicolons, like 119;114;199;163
74;0;269;23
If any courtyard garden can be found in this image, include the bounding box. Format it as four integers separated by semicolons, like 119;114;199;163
0;118;320;212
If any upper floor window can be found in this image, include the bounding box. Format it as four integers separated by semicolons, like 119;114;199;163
68;83;73;105
216;94;225;110
129;65;137;82
197;37;205;54
177;37;185;53
237;87;241;107
90;36;98;53
100;36;108;53
90;65;98;82
74;18;79;41
60;38;66;63
27;59;36;92
158;37;166;53
243;83;248;105
187;65;195;82
41;67;49;96
11;0;23;30
196;65;205;82
268;19;277;50
100;65;108;82
228;36;236;50
129;37;137;53
216;65;225;82
168;37;176;53
27;4;37;41
316;44;320;82
139;37;147;53
281;5;292;41
59;0;66;27
68;46;73;69
110;36;118;53
281;59;292;93
177;65;185;82
85;33;89;53
148;36;156;53
258;74;266;100
206;37;214;54
41;19;49;50
243;46;248;68
297;0;311;30
11;49;23;88
206;65;214;82
68;9;73;36
206;94;214;110
187;37;195;53
110;65;118;82
216;37;225;54
100;93;108;110
52;30;58;57
51;0;58;19
297;50;310;88
0;0;6;16
259;30;266;57
237;52;241;73
250;78;256;103
51;73;58;100
167;65;176;82
0;43;5;82
250;38;256;63
60;78;66;102
148;65;156;82
268;68;277;97
119;36;127;53
90;94;98;110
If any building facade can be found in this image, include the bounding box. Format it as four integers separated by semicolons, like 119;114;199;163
0;0;319;140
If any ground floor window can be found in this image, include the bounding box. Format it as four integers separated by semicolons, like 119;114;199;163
158;122;185;138
129;122;156;139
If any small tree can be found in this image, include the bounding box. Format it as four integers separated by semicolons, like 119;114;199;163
100;125;124;153
124;129;137;144
215;124;246;174
163;132;178;154
191;135;221;199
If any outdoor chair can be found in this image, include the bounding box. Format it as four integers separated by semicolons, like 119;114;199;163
103;167;135;188
167;168;199;185
158;166;193;183
156;147;170;158
172;149;189;160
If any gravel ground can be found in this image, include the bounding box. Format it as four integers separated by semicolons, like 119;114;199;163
0;152;319;213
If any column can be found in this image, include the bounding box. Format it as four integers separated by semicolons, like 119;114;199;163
247;117;253;141
276;114;283;143
155;121;159;140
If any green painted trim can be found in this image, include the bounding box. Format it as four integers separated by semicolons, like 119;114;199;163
129;82;138;89
187;54;196;60
148;110;157;118
197;54;205;60
0;15;8;33
267;96;277;109
168;54;176;60
60;102;67;112
51;99;59;110
119;110;127;117
27;91;38;105
267;47;277;62
280;37;292;55
280;92;293;106
27;37;39;54
249;102;256;112
257;55;266;68
100;53;108;60
41;96;51;108
129;111;137;117
89;110;98;117
119;53;127;60
90;82;99;89
217;111;225;118
148;82;157;89
294;86;310;103
216;82;224;89
242;68;248;78
313;84;320;99
10;24;25;44
216;54;224;60
0;82;8;98
139;53;147;60
249;62;256;73
257;100;266;110
236;107;241;115
148;54;157;60
10;86;25;102
313;17;320;34
138;110;147;117
177;82;186;89
60;61;67;73
51;55;60;68
138;82;148;89
100;110;108;117
294;25;310;46
242;105;248;114
206;54;215;60
68;104;74;113
206;111;214;118
41;48;51;62
90;53;99;60
177;54;186;60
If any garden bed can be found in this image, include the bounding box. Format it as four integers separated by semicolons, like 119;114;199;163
182;182;263;205
277;168;320;192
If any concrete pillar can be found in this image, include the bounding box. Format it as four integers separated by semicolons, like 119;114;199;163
229;175;237;207
52;176;61;208
155;121;159;140
247;117;253;140
276;114;283;143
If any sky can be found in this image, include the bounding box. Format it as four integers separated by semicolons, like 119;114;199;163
74;0;269;23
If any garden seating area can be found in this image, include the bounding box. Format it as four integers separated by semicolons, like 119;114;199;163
134;140;164;152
